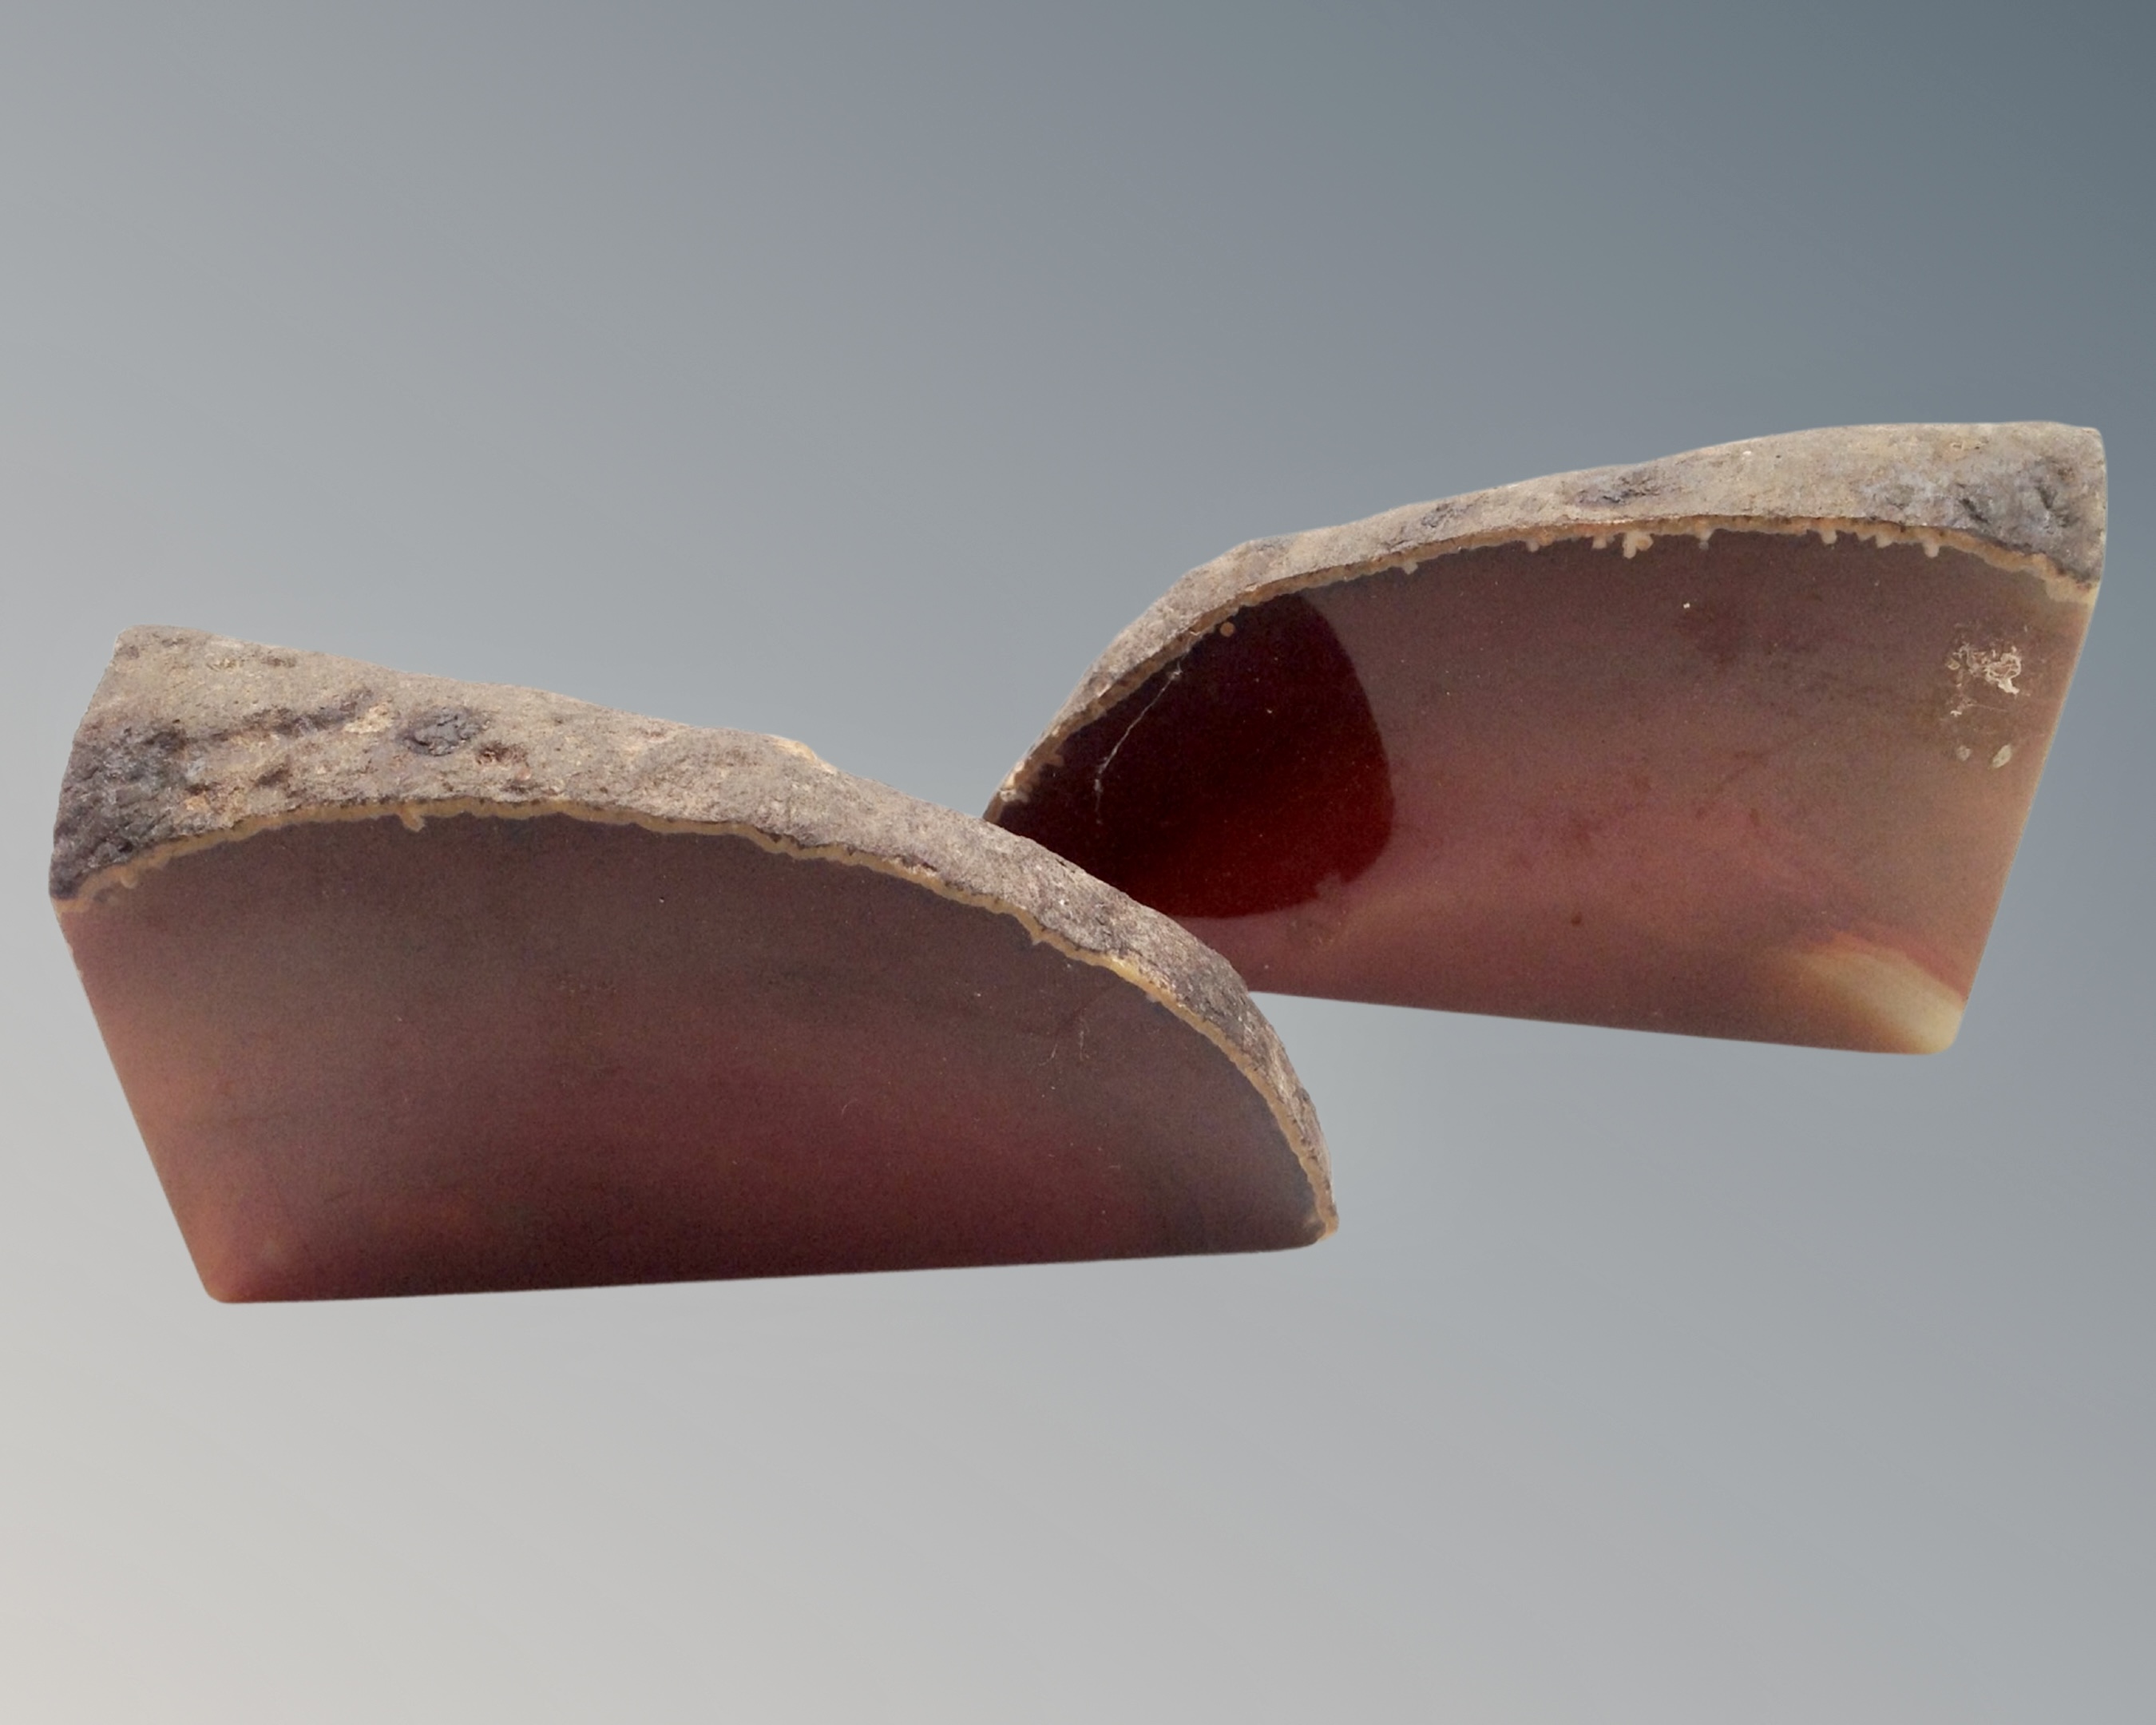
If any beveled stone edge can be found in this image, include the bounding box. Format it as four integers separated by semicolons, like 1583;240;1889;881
54;627;1333;1238
987;422;2105;819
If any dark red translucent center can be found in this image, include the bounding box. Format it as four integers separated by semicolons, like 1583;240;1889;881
1000;593;1394;917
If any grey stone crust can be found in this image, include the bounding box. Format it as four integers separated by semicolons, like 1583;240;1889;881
987;422;2106;819
54;626;1330;1222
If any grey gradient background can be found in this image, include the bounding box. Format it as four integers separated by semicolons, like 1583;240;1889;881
2;4;2151;1719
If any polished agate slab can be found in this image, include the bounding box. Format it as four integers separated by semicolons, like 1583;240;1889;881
989;425;2104;1052
52;629;1329;1300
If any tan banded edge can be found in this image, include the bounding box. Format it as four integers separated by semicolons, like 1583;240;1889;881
989;516;2093;819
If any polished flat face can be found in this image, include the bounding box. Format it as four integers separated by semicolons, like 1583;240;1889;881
997;531;2093;1051
60;813;1318;1300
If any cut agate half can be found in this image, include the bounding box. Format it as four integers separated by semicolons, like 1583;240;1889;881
989;424;2104;1053
51;629;1330;1301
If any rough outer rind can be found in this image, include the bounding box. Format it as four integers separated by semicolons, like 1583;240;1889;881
54;627;1330;1229
988;422;2106;819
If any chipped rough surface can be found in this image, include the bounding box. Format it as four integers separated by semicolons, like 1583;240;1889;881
989;423;2104;819
54;627;1329;1217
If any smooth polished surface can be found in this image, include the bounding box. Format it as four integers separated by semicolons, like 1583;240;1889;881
1002;519;2094;1051
63;813;1320;1299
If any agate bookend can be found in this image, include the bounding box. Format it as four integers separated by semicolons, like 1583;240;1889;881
989;425;2103;1052
52;629;1330;1300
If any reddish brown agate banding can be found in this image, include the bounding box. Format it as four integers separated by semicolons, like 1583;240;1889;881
990;424;2104;1053
52;630;1330;1301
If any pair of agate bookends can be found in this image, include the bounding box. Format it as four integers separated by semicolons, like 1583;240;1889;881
52;424;2104;1300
